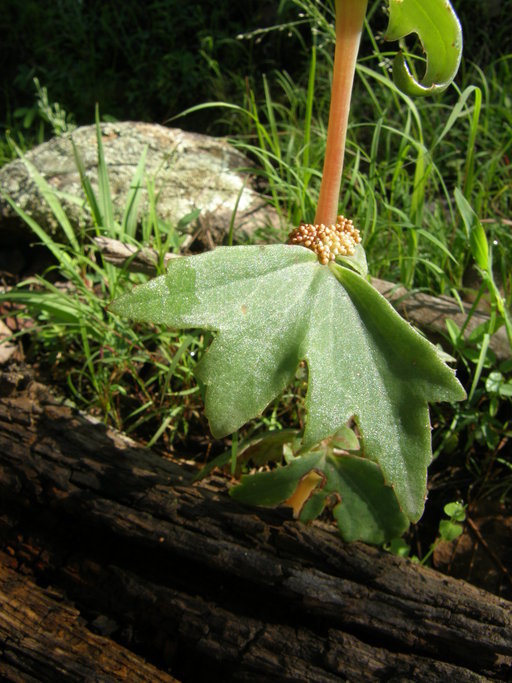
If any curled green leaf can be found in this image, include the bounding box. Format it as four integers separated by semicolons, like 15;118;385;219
230;450;409;544
384;0;463;96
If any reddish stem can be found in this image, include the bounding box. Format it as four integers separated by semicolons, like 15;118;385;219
314;0;368;226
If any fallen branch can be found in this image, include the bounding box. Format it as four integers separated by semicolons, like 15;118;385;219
0;555;178;683
94;236;510;361
0;368;511;681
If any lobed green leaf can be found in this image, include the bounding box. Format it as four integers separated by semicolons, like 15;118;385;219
230;450;409;544
111;245;465;522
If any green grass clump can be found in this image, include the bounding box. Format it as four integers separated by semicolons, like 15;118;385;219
1;118;210;450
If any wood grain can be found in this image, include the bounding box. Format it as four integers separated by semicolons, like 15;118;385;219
0;369;511;681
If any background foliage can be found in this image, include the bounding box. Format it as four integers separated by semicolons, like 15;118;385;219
1;1;509;131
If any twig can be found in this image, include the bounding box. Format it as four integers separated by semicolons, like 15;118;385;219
94;236;511;361
93;236;180;275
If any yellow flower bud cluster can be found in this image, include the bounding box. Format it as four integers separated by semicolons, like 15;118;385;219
287;215;361;265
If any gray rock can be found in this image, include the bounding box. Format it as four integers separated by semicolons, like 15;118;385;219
0;122;281;248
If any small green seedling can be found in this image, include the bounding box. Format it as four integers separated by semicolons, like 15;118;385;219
386;500;466;563
111;0;466;544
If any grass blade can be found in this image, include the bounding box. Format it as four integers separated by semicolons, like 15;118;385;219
94;105;115;234
122;145;148;239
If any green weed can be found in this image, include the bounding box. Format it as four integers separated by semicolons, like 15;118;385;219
1;117;207;449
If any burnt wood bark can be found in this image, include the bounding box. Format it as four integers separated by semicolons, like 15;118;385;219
0;368;511;682
0;555;178;683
